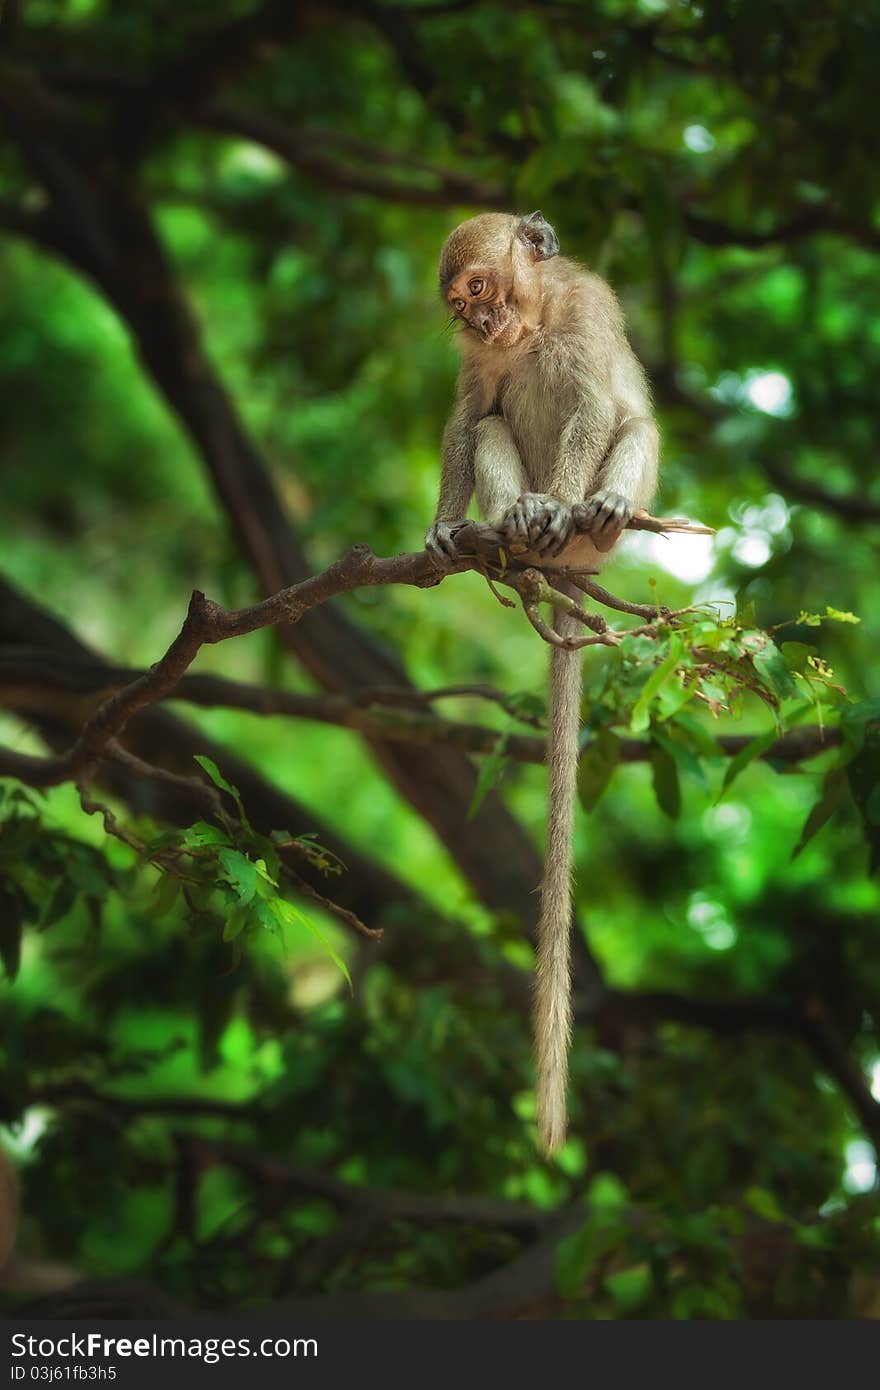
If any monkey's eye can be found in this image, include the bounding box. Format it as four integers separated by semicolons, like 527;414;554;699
468;278;485;296
452;298;466;313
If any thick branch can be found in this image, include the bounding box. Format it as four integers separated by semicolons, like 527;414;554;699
180;1135;546;1234
1;649;841;769
601;988;880;1152
759;457;880;526
196;106;505;208
0;513;717;794
683;207;880;254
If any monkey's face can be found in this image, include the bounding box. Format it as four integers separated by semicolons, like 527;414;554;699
446;267;525;348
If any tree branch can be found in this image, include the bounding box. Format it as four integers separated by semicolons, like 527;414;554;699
683;207;880;254
1;647;841;769
599;987;880;1152
0;577;433;936
180;1135;547;1234
0;513;717;796
196;106;505;208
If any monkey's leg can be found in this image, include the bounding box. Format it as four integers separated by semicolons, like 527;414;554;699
474;416;527;526
476;421;571;557
580;416;659;550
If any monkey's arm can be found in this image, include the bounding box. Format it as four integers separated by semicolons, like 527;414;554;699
436;407;477;521
580;413;660;549
547;310;621;501
548;317;659;549
550;392;617;504
598;415;659;506
579;341;660;547
426;401;478;563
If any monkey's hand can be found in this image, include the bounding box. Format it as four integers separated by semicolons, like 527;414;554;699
504;493;573;558
425;520;465;567
575;490;634;552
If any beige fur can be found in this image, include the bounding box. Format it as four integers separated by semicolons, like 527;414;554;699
534;589;581;1153
430;214;659;1153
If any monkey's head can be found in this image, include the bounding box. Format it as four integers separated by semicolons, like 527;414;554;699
439;211;559;348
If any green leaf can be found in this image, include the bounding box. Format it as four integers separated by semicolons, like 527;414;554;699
655;677;696;721
505;690;547;724
823;606;860;624
254;857;278;887
143;829;186;857
577;729;621;812
670;712;724;759
780;641;816;674
752;641;797;701
841;699;880;754
41;876;79;929
720;729;778;796
222;906;249;942
217;848;258;906
736;599;757;627
630;635;684;733
606;1265;651;1311
193;754;251;828
792;768;848;858
253;900;282;939
151;872;181;920
270;898;353;992
467;742;509;820
67;851;110;900
744;1186;785;1224
556;1212;628;1299
650;726;706;788
182;820;228;849
650;738;681;819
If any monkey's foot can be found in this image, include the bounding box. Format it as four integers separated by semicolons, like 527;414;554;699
574;490;634;552
503;493;573;558
425;520;468;567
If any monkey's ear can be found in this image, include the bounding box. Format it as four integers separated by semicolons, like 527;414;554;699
518;210;560;261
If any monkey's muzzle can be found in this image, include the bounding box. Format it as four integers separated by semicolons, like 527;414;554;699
472;301;514;343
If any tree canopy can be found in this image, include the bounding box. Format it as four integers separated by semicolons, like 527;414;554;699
1;0;879;1319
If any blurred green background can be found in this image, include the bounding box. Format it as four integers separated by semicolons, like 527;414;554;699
0;0;879;1319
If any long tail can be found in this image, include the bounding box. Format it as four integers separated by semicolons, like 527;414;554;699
534;601;582;1154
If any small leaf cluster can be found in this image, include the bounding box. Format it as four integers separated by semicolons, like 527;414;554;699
145;756;352;988
577;606;862;859
0;781;129;982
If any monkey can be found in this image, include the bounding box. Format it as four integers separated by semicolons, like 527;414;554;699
426;211;659;1154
